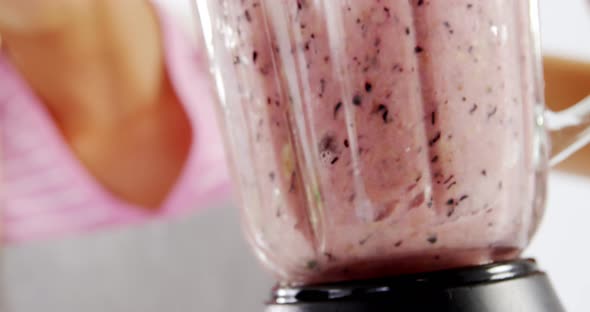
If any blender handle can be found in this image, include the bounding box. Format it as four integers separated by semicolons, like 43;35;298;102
546;94;590;166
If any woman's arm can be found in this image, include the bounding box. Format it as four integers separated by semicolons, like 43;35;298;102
544;56;590;175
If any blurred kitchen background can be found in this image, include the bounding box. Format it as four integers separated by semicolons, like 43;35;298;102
1;0;589;311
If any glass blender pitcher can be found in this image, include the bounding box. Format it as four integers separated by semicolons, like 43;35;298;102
195;0;589;310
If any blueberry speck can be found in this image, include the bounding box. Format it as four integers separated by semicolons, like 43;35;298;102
467;3;473;9
431;111;436;125
374;37;381;47
377;104;390;123
444;175;455;184
330;157;339;165
446;199;455;206
447;207;455;217
443;21;454;34
320;78;326;95
415;174;423;183
395;240;403;247
252;51;258;63
481;170;487;176
446;181;457;190
365;82;373;93
382;110;390;123
415;46;424;53
359;235;372;246
324;253;335;261
405;27;411;35
487;106;498;119
319;135;338;155
289;173;297;193
353;94;363;106
418;0;424;6
344;139;350;148
429;131;442;146
306;260;318;270
334;102;342;118
427;234;438;244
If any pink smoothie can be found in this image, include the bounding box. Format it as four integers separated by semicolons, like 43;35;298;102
197;0;543;285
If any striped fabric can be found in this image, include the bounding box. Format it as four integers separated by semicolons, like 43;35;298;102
0;5;231;244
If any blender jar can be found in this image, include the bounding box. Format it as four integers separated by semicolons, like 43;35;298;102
195;0;590;286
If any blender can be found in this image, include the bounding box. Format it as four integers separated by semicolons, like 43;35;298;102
194;0;590;311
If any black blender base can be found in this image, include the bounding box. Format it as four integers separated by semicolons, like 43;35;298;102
266;259;564;312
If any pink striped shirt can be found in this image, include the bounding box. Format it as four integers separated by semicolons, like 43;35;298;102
0;6;231;244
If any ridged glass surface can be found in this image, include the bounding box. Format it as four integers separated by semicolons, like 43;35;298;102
196;0;548;285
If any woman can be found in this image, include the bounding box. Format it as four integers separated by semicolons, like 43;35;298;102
0;0;230;243
0;2;273;312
